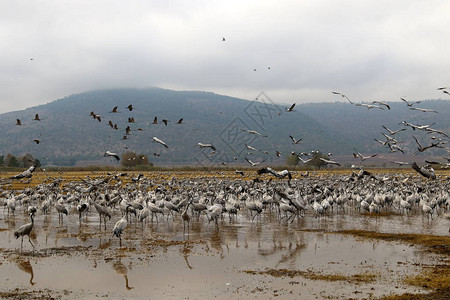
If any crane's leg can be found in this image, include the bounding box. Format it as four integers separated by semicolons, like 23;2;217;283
104;216;107;231
28;235;35;250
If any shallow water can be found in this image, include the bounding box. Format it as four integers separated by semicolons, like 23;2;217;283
1;205;448;299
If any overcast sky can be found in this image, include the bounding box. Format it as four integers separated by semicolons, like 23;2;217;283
1;0;449;114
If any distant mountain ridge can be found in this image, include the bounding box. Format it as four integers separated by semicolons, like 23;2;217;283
0;87;448;166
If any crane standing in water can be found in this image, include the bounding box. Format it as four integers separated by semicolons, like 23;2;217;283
14;212;35;251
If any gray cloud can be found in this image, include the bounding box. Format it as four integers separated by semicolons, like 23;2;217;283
1;0;449;113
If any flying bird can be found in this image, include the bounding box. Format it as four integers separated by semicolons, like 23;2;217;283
412;135;444;154
15;119;23;126
289;135;302;144
177;118;183;124
110;106;120;113
319;157;341;166
241;129;266;136
33;114;41;121
353;149;378;161
197;143;216;151
245;157;265;166
162;119;169;126
400;97;421;107
126;104;134;111
153;137;168;148
382;125;406;135
33;139;40;144
104;151;120;161
10;163;37;179
372;100;390;110
285;103;296;112
245;144;259;152
257;167;292;179
355;103;384;110
409;107;438;113
152;117;158;124
411;162;436;179
332;91;353;104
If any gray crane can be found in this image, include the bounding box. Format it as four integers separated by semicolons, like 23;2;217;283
14;212;35;251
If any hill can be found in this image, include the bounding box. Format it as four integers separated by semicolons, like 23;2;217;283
0;88;448;166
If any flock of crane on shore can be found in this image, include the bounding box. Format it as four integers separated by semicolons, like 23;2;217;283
2;167;450;251
3;88;450;252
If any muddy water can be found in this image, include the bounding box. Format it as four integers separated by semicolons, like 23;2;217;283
1;208;448;299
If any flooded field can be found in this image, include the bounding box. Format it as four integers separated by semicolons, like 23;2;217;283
0;170;449;299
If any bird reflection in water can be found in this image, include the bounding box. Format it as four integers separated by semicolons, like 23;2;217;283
15;258;35;285
113;259;134;290
182;243;193;269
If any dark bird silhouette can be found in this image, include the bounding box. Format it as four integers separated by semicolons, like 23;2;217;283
125;126;131;135
177;118;183;124
152;117;158;124
162;119;169;126
104;151;120;161
15;119;23;126
412;135;444;154
110;106;120;113
285;103;295;112
90;112;101;122
126;104;134;111
33;139;40;144
33;114;41;121
412;162;436;179
222;37;226;41
127;117;135;123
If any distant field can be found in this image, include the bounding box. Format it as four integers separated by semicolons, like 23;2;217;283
1;168;449;191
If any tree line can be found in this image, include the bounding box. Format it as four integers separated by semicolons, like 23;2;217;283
0;153;41;168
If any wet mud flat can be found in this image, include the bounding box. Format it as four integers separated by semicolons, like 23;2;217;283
1;207;449;300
